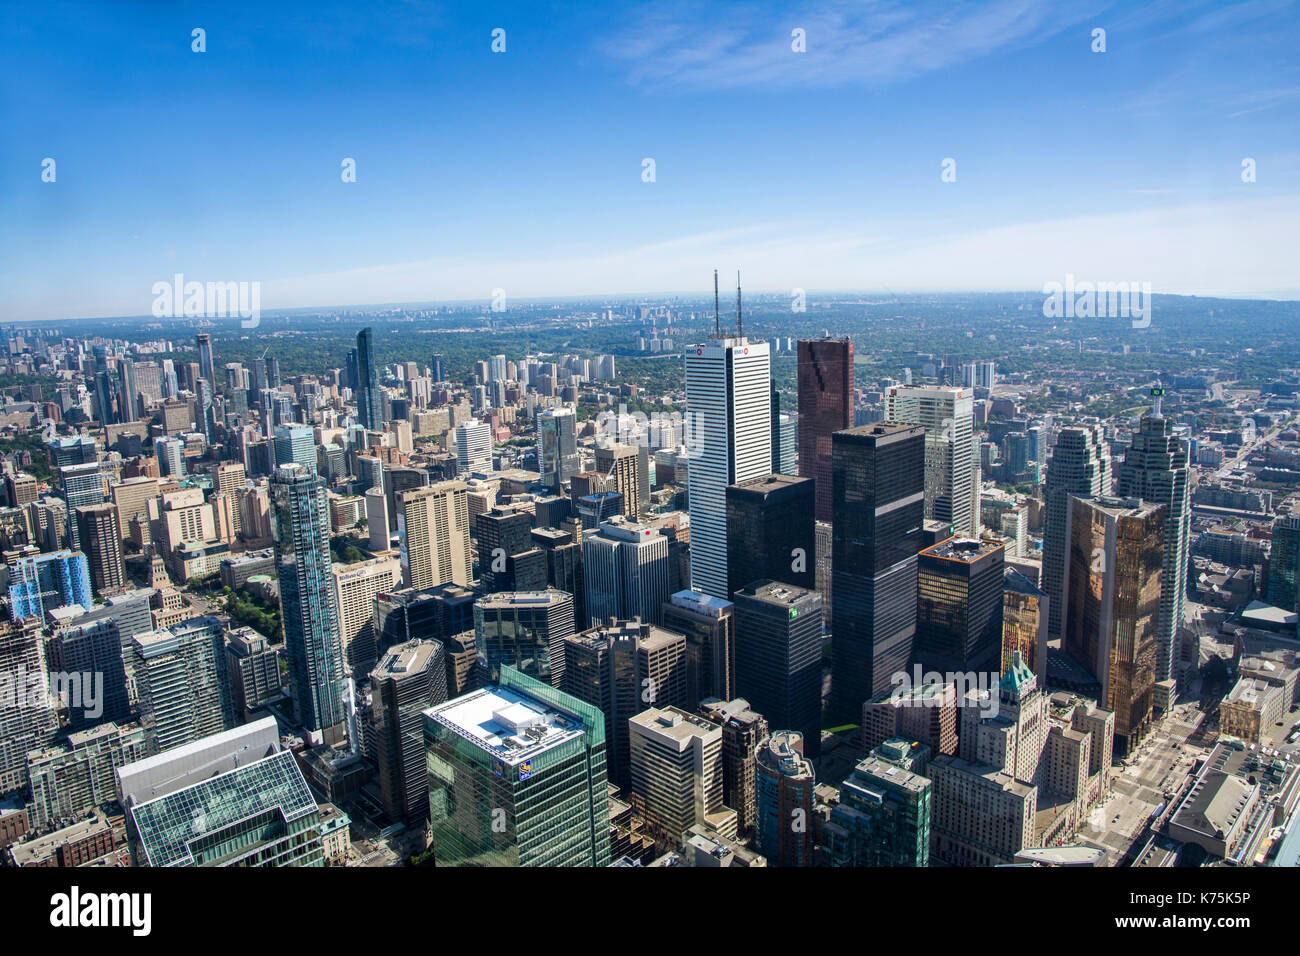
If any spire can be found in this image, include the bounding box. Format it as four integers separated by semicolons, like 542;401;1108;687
735;272;743;338
713;269;720;337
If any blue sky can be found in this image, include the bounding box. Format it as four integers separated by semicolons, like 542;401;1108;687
2;0;1298;321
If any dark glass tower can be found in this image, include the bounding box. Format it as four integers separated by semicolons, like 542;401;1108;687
797;338;854;523
725;473;816;596
355;327;384;430
830;423;925;715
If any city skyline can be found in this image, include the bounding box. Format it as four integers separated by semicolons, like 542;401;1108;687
4;1;1300;323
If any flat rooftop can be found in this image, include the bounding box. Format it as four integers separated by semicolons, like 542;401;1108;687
921;536;1005;563
425;685;585;765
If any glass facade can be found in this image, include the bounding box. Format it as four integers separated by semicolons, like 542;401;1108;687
424;667;611;866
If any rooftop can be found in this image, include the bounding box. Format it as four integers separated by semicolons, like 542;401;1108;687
425;684;586;765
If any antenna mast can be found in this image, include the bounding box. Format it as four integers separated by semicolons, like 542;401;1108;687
713;270;720;337
736;272;743;338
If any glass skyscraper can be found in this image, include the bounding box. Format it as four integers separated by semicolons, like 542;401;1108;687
273;462;347;744
355;326;384;430
423;666;611;866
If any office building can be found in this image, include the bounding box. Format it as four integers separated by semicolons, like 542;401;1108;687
563;618;687;788
0;617;59;794
372;640;447;824
273;463;347;744
698;697;768;837
424;666;612;866
1063;496;1165;755
582;516;669;628
273;424;316;472
628;705;737;847
60;462;104;553
1116;403;1191;684
661;589;735;707
684;332;771;599
754;731;817;867
454;418;492;475
47;617;130;729
797;337;853;523
1268;516;1300;612
914;536;1005;674
474;589;575;686
884;385;977;536
830;423;925;714
74;503;126;597
732;580;823;758
130;617;234;754
475;505;545;594
1043;424;1111;640
225;627;285;718
120;718;328;867
595;443;644;520
1002;567;1048;680
725;473;815;595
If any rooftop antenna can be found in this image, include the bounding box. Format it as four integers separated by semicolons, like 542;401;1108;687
736;271;743;338
713;269;720;338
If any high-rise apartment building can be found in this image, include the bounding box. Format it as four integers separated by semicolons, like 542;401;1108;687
1268;515;1300;612
538;407;580;491
684;334;771;599
0;617;58;793
399;480;472;590
273;463;347;745
824;752;932;867
424;666;612;866
830;423;925;714
754;731;817;867
130;617;234;753
74;503;126;597
594;443;644;520
355;327;384;431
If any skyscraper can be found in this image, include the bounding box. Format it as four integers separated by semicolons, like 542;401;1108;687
914;536;1005;675
1063;495;1164;755
698;698;768;838
884;385;977;536
476;505;546;594
330;555;402;677
797;337;853;523
74;504;125;598
824;752;932;867
628;705;737;846
754;731;817;867
1043;425;1111;641
273;463;347;745
355;327;384;430
273;424;316;472
60;462;104;553
130;617;234;753
830;423;926;714
424;666;612;866
474;589;575;687
1116;398;1191;685
196;332;215;392
732;580;823;758
1267;515;1300;612
372;640;447;824
594;443;644;520
562;618;687;788
454;418;492;475
661;589;735;707
0;617;58;793
725;473;816;595
399;481;472;590
538;407;580;492
581;516;670;628
684;331;771;599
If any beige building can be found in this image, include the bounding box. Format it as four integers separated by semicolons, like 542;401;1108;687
399;481;471;590
330;555;401;677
